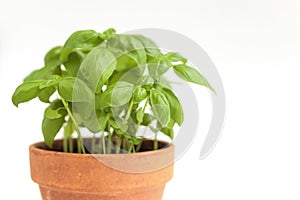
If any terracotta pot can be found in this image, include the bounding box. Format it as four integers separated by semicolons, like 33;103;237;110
29;139;174;200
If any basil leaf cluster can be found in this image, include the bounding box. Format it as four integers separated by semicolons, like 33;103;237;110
12;28;214;153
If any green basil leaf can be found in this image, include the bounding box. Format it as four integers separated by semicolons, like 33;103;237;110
99;28;116;40
44;107;63;119
24;68;48;82
63;51;85;77
107;35;147;70
58;77;94;102
149;88;170;126
44;46;63;66
60;30;103;62
157;76;172;89
127;135;141;145
64;118;75;138
132;35;161;58
37;75;60;103
99;81;134;108
161;87;184;125
127;118;138;135
78;47;117;93
97;110;110;131
136;108;144;124
25;46;62;82
38;86;56;103
13;76;61;106
39;75;61;89
148;56;172;77
108;69;141;85
74;102;100;133
114;54;138;71
141;113;152;126
42;100;67;147
108;71;127;85
166;118;175;129
24;65;61;82
161;127;174;139
136;75;155;91
12;81;43;107
173;64;215;93
42;117;65;147
165;52;187;64
133;102;140;109
109;118;128;132
133;87;147;103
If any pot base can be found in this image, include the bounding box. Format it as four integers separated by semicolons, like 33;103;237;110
39;185;165;200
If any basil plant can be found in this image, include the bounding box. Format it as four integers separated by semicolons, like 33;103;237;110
12;28;214;154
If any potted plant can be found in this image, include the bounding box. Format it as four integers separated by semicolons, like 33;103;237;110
12;28;214;200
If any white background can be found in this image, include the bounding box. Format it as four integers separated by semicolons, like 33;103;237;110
1;0;300;199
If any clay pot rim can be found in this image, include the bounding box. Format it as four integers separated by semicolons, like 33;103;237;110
30;139;174;158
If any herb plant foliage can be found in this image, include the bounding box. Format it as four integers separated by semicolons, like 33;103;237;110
12;28;214;154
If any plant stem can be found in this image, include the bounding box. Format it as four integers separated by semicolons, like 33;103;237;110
142;96;149;113
61;99;85;154
69;137;73;153
128;142;136;153
136;127;147;152
63;137;68;152
154;133;158;151
116;136;122;154
122;139;127;152
92;134;96;154
107;124;112;154
98;135;102;154
136;139;143;152
128;143;132;153
124;100;134;122
102;132;106;154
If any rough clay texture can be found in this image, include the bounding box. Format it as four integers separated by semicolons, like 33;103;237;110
30;140;174;200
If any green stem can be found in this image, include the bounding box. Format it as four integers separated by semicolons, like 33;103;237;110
61;99;85;154
136;139;143;152
133;97;149;149
136;127;147;152
116;136;122;154
63;137;68;152
92;134;96;154
128;142;136;153
102;132;106;154
98;135;102;154
123;99;142;154
124;100;134;122
122;139;127;152
142;96;149;113
128;143;132;153
154;133;158;151
69;137;73;153
107;124;112;154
